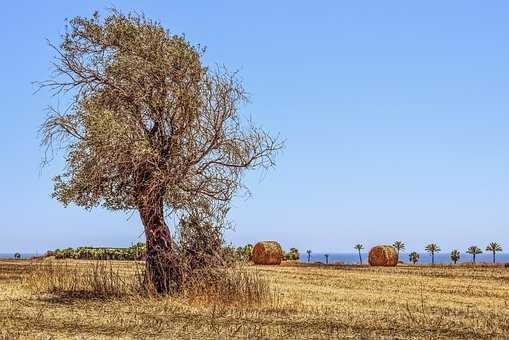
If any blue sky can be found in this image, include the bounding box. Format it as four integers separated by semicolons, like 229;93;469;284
1;1;509;254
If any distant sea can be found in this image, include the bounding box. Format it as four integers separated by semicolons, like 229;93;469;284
300;252;509;265
2;252;509;265
0;253;38;259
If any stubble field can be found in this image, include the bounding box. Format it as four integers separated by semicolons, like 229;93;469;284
1;260;509;339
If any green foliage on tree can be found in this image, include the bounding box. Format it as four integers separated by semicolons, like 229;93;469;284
354;244;364;264
486;242;502;264
392;241;405;256
408;251;419;264
235;244;253;262
284;248;300;261
466;246;482;264
450;249;460;264
425;243;441;265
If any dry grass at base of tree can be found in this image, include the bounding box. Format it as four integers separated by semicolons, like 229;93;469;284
21;260;271;307
183;267;272;306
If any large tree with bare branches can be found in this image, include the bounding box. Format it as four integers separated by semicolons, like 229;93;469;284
40;11;281;293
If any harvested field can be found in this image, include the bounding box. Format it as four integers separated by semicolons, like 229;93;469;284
1;260;509;339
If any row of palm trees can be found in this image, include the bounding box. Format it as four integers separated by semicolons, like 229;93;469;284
305;241;504;265
363;241;502;265
407;242;502;265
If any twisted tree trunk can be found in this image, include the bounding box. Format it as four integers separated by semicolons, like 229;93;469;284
138;195;180;294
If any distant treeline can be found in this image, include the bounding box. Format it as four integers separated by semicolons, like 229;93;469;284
44;243;299;262
46;243;146;261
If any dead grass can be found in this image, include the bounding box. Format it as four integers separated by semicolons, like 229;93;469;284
183;267;272;306
20;260;271;308
22;260;142;299
2;260;509;339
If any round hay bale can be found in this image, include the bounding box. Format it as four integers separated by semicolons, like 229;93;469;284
251;241;283;265
368;245;398;266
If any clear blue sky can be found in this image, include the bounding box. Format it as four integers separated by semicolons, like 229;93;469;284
2;1;509;254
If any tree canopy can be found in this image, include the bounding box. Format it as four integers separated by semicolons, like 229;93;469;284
41;10;281;221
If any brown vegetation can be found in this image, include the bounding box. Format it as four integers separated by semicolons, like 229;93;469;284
368;245;398;266
21;260;270;307
3;260;509;338
251;241;283;265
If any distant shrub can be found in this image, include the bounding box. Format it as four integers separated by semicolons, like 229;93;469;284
284;247;300;261
235;244;253;262
48;243;146;261
504;263;509;268
14;253;21;259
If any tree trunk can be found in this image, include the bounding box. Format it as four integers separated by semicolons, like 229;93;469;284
493;252;496;264
358;250;362;265
138;196;180;294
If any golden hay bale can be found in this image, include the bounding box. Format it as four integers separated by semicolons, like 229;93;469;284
368;245;398;267
251;241;283;265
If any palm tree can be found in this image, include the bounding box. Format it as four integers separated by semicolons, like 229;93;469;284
409;251;419;264
450;249;460;264
393;241;406;258
466;246;482;264
425;243;441;265
324;254;329;264
486;242;502;264
306;249;312;262
354;244;364;264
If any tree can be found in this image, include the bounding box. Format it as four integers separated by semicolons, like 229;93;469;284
392;241;405;257
466;246;482;264
408;251;419;264
354;244;364;265
235;244;253;262
285;248;300;261
324;254;329;264
450;249;460;264
486;242;502;264
306;249;312;263
39;11;281;294
425;243;441;265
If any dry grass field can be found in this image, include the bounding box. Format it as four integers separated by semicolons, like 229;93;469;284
1;260;509;339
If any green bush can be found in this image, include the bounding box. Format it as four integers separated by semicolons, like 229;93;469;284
284;248;300;261
48;243;146;261
235;244;253;262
